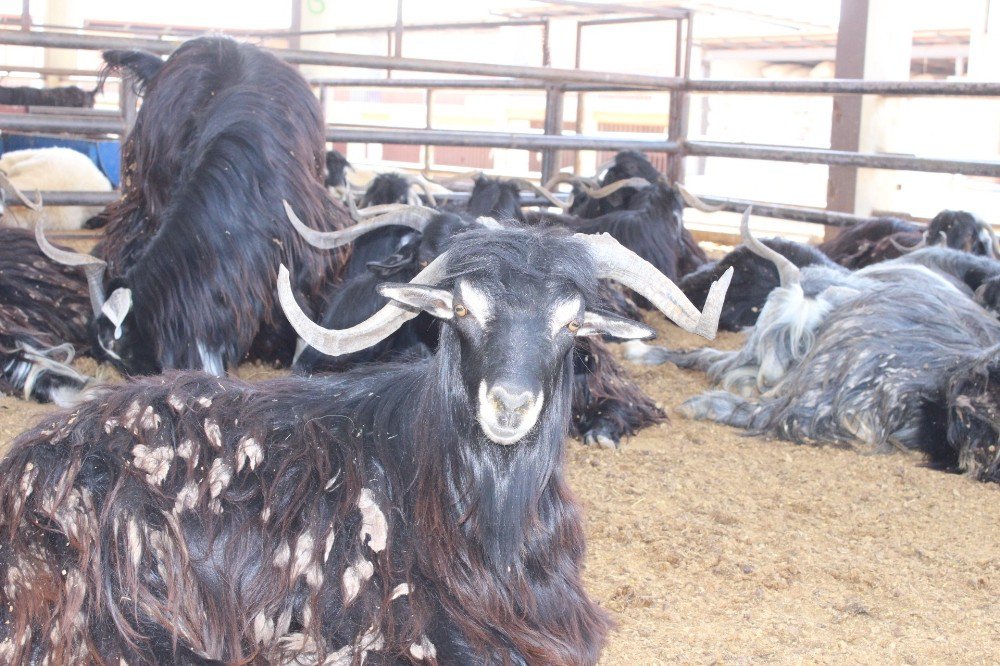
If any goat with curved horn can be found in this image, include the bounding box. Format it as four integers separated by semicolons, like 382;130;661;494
278;252;451;356
580;177;652;201
739;206;801;289
0;172;43;211
889;230;947;254
504;177;569;209
34;215;107;314
675;182;726;213
575;232;732;339
401;173;439;207
279;230;732;357
284;200;438;250
543;172;600;191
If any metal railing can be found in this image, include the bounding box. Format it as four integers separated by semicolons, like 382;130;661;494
0;23;997;229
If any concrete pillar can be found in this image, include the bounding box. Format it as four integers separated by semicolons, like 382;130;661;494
966;0;1000;157
43;0;84;87
826;0;912;223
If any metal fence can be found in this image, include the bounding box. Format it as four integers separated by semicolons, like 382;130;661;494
0;19;998;229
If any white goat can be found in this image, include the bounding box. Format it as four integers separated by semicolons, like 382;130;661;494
0;147;112;230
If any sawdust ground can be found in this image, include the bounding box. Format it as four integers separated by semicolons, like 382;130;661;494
0;317;996;664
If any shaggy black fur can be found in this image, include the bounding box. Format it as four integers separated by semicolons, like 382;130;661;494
0;228;614;664
325;149;350;189
0;228;91;402
88;37;351;375
0;85;96;108
681;238;839;331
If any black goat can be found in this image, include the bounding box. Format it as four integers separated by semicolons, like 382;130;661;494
0;228;92;403
40;37;350;376
819;210;996;269
630;212;1000;484
681;238;840;331
465;175;526;221
531;152;708;286
0;227;731;664
0;85;96;108
325;149;351;189
292;208;664;448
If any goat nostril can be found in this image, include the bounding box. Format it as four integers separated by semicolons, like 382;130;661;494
490;386;533;414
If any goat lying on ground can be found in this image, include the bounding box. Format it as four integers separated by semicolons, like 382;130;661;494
292;207;663;447
0;226;732;664
629;210;1000;484
819;210;996;269
0;147;113;230
0;84;97;108
0;228;92;403
530;151;708;286
680;237;839;331
43;37;350;377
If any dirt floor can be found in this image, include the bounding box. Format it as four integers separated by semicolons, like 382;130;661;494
0;316;997;664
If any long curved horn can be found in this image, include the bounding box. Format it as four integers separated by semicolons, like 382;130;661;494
594;157;616;178
581;177;652;201
888;233;926;253
739;206;800;288
402;174;439;207
506;178;568;209
576;233;732;340
284;200;437;250
35;214;107;314
278;252;451;356
543;172;600;191
676;182;726;213
424;170;483;187
0;172;42;211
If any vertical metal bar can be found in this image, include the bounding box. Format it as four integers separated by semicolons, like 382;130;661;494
573;20;585;174
20;0;30;31
423;88;434;173
394;0;404;57
319;84;329;125
827;0;869;223
542;19;551;66
541;85;564;183
385;30;393;78
666;15;688;182
289;0;302;51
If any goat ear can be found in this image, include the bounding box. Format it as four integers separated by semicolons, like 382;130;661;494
378;283;454;319
101;287;133;338
579;310;655;340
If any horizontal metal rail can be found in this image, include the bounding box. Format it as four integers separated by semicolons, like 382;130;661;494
0;30;687;88
0;113;125;134
2;114;994;177
687;194;880;228
327;126;681;151
310;77;649;92
686;78;1000;96
685;141;1000;177
16;190;882;231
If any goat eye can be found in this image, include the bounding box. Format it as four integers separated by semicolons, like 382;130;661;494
454;304;468;317
567;320;581;333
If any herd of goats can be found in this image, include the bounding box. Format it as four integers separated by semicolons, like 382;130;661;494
0;35;996;664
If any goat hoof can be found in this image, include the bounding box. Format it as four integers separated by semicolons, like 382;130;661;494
583;426;620;449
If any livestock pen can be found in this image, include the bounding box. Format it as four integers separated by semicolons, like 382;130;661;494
0;4;998;663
